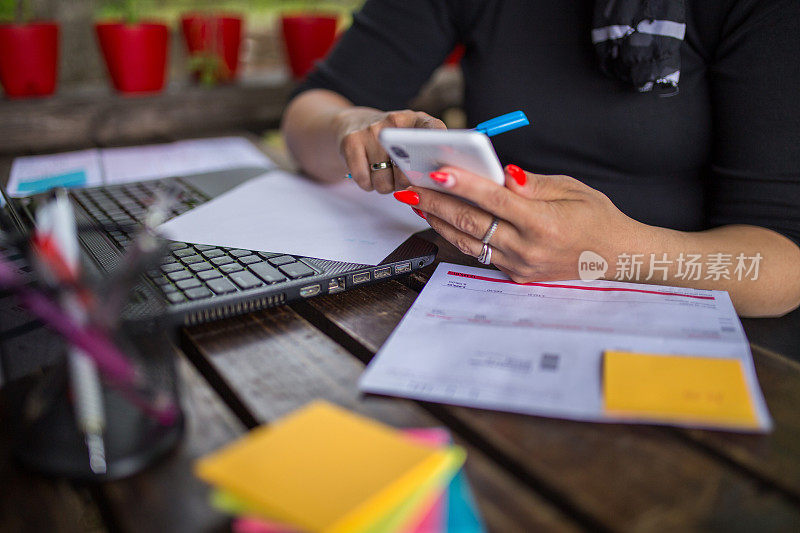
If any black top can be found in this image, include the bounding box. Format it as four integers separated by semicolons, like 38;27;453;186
296;0;800;246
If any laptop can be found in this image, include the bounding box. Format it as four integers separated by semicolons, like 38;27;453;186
0;167;437;327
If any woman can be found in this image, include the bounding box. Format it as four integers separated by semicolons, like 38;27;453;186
281;0;800;317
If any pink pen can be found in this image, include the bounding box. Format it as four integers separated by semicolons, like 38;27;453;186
0;256;178;425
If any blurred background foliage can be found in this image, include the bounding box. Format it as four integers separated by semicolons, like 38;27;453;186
1;1;365;25
0;1;366;88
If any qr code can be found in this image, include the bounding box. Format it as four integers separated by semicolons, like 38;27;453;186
540;353;560;371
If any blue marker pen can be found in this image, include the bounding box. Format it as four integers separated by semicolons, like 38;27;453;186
345;110;529;179
473;110;530;137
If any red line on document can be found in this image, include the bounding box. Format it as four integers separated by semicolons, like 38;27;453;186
446;271;716;300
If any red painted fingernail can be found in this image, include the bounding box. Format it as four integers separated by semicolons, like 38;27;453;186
505;164;526;186
429;171;454;187
412;208;426;220
393;190;420;206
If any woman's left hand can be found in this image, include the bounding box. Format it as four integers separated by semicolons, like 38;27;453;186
393;164;639;282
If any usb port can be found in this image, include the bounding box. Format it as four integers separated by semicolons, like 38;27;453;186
374;267;391;279
299;284;321;297
328;277;345;294
394;262;411;274
352;272;371;284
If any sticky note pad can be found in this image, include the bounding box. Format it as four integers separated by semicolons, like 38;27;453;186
16;170;88;194
603;350;759;429
196;401;465;533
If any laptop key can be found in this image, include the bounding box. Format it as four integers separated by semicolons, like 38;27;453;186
228;249;252;257
181;254;204;264
167;270;192;281
161;263;184;273
229;271;263;290
194;244;215;251
166;292;187;304
201;249;225;259
198;269;223;280
207;278;237;294
239;255;261;265
173;248;195;257
220;263;244;274
151;275;170;286
268;255;296;266
279;262;315;279
161;284;178;294
176;278;202;290
211;255;234;266
184;287;213;300
169;242;189;250
249;263;287;284
188;262;213;272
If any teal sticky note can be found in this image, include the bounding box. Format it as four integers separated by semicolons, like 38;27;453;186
16;170;88;194
447;470;485;532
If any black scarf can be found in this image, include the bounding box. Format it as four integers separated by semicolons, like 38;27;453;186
592;0;686;94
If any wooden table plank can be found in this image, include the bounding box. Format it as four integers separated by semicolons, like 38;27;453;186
294;273;800;531
681;346;800;499
0;398;107;533
100;354;246;533
406;236;800;501
182;307;583;533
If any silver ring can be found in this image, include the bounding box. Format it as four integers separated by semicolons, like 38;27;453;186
482;217;499;244
370;160;395;172
478;243;493;265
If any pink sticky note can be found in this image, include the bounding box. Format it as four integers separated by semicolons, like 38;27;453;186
232;517;298;533
401;428;452;533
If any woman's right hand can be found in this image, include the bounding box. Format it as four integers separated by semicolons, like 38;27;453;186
335;108;446;193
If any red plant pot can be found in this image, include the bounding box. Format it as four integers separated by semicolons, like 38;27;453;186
0;22;59;98
181;14;243;82
96;22;169;94
280;14;338;80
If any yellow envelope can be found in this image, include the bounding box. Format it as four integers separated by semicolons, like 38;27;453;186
603;350;759;429
195;400;465;533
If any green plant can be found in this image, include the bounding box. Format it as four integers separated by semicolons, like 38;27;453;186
97;0;140;24
188;52;230;86
118;0;138;24
0;0;31;23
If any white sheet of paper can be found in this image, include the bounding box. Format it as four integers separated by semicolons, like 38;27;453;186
359;263;772;432
6;137;274;198
101;137;274;184
7;149;104;197
156;170;430;265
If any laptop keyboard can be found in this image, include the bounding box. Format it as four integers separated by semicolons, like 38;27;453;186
70;179;319;304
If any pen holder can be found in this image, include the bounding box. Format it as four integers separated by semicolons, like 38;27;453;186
4;317;184;481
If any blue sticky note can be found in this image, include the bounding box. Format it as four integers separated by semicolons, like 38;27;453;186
16;170;88;194
447;470;486;532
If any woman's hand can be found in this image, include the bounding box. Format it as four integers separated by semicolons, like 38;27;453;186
393;164;638;282
335;108;446;193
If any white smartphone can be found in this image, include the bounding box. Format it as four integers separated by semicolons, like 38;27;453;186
379;129;505;192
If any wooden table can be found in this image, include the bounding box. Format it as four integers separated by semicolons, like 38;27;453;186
2;141;800;532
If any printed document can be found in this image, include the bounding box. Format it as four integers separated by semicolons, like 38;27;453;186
359;263;772;432
6;137;273;197
8;149;104;196
157;170;430;266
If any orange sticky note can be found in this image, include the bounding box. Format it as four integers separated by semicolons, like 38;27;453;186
195;401;465;533
603;350;759;429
